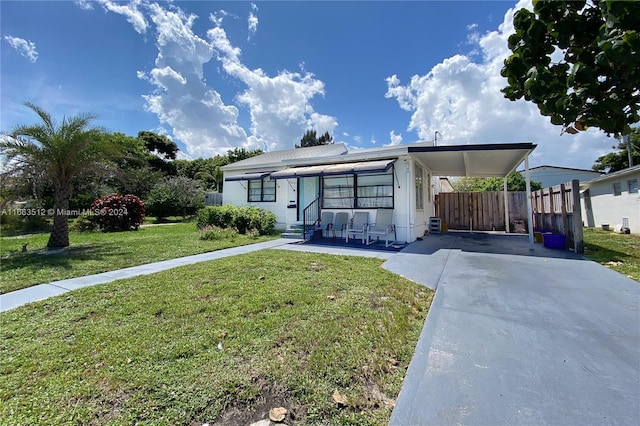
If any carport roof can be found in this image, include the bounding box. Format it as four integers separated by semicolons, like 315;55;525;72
408;143;536;177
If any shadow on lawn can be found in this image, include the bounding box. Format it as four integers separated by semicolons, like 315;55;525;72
0;243;116;273
583;241;633;264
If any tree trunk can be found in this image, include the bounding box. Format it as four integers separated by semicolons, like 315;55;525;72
47;187;70;248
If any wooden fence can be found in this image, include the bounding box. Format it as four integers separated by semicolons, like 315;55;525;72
436;191;528;232
532;179;583;253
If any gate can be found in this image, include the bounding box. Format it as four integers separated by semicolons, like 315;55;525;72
435;191;528;232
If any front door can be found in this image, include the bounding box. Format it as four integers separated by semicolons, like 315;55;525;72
298;177;319;221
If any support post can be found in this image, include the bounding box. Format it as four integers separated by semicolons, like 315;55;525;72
525;156;534;250
503;178;510;233
571;179;584;253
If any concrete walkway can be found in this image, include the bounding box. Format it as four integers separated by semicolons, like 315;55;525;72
386;232;640;425
0;239;291;312
0;238;395;313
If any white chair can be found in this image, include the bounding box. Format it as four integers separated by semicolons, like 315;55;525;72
345;211;368;244
331;212;349;239
367;209;397;247
320;211;334;238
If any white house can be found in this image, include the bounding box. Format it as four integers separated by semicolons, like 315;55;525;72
222;141;536;243
580;165;640;233
519;165;602;188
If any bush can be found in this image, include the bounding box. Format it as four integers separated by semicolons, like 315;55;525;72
0;212;50;235
145;185;176;220
91;194;145;232
196;205;276;235
70;214;98;232
145;177;204;219
198;225;239;240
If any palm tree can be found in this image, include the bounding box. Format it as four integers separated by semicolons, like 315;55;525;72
1;102;114;248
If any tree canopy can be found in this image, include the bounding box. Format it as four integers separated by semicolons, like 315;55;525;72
501;0;640;137
592;128;640;173
296;130;333;148
452;171;542;192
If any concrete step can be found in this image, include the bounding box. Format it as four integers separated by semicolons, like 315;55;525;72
281;232;303;239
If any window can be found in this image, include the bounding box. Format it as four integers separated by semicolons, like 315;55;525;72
322;176;354;208
321;170;394;209
415;164;424;210
248;178;276;202
613;182;622;196
357;173;393;208
628;179;638;194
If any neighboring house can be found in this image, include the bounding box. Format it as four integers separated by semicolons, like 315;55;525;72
519;165;602;188
222;141;536;243
580;165;640;233
437;177;455;193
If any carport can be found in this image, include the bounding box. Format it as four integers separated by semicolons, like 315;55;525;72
408;142;537;248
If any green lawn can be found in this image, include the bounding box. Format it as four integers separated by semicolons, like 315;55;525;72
0;250;433;425
0;223;277;294
582;228;640;282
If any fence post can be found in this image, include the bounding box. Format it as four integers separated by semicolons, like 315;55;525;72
503;179;510;233
571;179;584;254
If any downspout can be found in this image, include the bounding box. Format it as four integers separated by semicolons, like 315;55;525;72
503;178;510;233
406;159;412;242
525;155;534;250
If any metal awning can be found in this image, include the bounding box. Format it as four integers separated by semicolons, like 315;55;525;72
408;143;536;177
270;159;395;180
224;171;272;182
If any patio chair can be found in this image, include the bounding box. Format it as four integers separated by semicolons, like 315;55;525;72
331;212;349;239
345;211;368;244
367;209;397;247
320;211;334;238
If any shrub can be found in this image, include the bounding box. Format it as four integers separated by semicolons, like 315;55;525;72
0;212;49;235
145;177;204;219
198;225;239;240
70;214;98;232
196;205;276;235
91;194;145;232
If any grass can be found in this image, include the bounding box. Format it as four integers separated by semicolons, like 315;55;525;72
0;250;433;425
0;223;277;294
582;228;640;282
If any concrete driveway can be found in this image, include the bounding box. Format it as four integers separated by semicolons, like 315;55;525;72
385;232;640;425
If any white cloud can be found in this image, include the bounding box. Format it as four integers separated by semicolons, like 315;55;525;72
247;12;259;39
209;26;337;152
98;0;148;34
210;10;229;27
388;130;403;146
138;3;248;157
94;1;335;157
74;0;93;11
4;35;38;63
385;0;615;169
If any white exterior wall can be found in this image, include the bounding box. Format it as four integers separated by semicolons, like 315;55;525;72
581;171;640;234
222;172;290;231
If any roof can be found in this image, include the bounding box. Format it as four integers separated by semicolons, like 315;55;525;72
221;143;348;171
580;165;640;189
223;141;537;178
407;142;537;177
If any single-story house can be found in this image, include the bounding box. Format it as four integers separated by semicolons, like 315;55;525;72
518;165;602;188
580;165;640;233
222;141;537;243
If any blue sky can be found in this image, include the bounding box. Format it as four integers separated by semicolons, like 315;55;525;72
1;0;618;169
